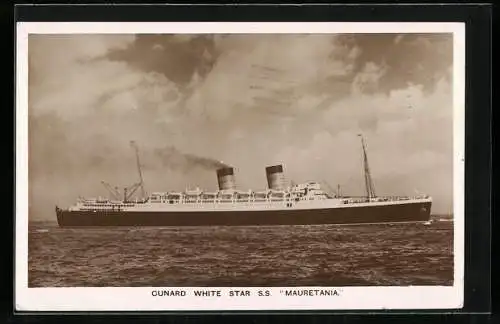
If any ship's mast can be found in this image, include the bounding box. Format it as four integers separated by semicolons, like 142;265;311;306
358;134;376;200
130;140;145;199
100;141;146;203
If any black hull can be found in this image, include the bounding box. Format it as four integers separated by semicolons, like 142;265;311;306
56;201;432;227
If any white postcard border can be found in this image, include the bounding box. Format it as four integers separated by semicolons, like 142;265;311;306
15;22;465;311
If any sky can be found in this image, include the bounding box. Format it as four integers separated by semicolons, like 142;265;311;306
28;33;454;220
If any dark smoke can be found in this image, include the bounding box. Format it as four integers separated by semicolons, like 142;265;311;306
152;146;230;173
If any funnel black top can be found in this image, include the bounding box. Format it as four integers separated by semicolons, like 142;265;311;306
266;165;283;174
217;167;234;177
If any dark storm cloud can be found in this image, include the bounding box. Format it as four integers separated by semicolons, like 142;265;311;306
106;34;220;87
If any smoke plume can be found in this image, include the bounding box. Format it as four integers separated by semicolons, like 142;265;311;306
152;146;231;172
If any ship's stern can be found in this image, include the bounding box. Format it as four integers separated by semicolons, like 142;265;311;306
55;206;65;227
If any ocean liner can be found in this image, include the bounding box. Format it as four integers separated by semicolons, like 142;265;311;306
56;136;432;227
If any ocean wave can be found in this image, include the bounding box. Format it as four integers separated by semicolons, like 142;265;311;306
28;221;454;287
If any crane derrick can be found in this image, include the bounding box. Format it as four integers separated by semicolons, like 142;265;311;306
123;182;143;202
100;181;121;200
101;141;146;203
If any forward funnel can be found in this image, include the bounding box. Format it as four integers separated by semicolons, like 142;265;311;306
216;167;236;191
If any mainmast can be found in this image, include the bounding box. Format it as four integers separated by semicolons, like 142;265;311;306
358;134;376;200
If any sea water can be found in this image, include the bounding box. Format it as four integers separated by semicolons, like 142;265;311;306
28;215;454;287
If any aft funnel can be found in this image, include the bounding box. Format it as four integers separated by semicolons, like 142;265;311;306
265;164;286;190
216;167;236;191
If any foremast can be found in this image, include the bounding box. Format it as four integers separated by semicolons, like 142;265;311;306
100;140;147;203
130;140;146;200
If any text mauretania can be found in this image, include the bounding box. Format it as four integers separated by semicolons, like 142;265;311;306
151;289;340;297
281;289;341;296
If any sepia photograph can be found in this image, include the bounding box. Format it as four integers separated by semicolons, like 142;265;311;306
16;22;465;311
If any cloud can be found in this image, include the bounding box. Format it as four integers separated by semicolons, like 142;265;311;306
106;34;220;87
27;33;454;220
351;61;387;94
335;33;453;93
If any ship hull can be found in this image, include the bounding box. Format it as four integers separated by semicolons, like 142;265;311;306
56;201;432;227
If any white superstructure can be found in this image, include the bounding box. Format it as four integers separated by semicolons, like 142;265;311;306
69;181;431;212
